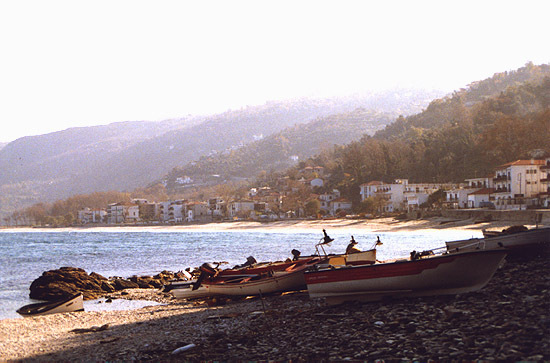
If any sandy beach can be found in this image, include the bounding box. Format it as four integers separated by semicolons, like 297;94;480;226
2;215;543;234
1;217;548;361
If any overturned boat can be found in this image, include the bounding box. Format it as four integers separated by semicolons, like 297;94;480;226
305;249;507;305
17;293;84;317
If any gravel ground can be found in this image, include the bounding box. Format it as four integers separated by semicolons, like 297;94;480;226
1;251;548;362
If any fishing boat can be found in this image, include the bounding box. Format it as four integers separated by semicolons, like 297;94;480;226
204;261;317;296
170;281;212;299
16;293;84;317
445;226;550;253
305;249;507;305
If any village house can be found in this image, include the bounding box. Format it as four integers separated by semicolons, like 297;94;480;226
330;197;353;216
77;208;106;224
208;197;226;219
360;179;460;212
444;185;477;209
359;180;407;212
228;200;256;219
467;188;496;208
186;202;209;222
106;202;139;224
158;200;185;223
319;189;340;212
492;159;547;210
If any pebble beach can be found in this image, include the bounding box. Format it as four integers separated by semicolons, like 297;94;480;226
1;217;549;361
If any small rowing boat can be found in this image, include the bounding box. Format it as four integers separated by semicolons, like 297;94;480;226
16;293;84;317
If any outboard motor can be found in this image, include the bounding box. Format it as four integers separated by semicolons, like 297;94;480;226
233;256;257;269
192;263;218;291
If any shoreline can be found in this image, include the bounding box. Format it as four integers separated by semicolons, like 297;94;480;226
1;216;546;234
1;253;548;361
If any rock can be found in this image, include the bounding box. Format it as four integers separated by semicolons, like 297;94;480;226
112;278;139;290
29;267;107;300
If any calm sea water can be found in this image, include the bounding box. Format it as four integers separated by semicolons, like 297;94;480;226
0;229;481;320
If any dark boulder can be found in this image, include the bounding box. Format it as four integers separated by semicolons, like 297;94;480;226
29;267;106;301
129;276;156;289
112;278;139;290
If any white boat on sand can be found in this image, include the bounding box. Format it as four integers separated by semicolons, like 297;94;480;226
305;249;507;305
16;293;84;317
446;226;550;253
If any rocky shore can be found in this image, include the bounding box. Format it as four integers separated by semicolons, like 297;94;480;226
1;249;548;362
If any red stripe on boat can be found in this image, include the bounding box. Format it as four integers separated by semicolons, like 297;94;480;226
305;254;458;284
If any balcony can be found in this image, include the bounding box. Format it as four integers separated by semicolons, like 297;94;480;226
493;175;508;182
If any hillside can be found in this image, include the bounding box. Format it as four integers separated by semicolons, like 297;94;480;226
0;90;441;220
295;64;550;205
165;108;397;191
375;63;550;141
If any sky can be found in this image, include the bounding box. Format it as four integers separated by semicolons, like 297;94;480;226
0;0;549;143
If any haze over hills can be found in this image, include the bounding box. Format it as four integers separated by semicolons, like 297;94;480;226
0;89;442;220
163;108;398;192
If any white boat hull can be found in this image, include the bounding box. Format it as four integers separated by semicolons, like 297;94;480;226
205;267;307;296
446;227;550;253
305;250;506;304
17;293;84;316
170;283;212;300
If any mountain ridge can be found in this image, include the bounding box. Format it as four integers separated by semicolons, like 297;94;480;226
0;89;441;219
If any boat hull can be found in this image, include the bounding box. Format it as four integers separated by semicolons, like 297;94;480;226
171;283;212;299
205;266;308;296
16;293;84;316
305;250;507;304
446;227;550;253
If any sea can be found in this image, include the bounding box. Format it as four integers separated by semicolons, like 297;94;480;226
0;228;482;320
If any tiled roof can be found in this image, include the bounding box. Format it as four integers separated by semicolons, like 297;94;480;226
497;159;545;168
468;188;496;195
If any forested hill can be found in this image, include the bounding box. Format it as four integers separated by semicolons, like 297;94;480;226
375;62;550;141
0;90;441;220
302;64;550;205
164;108;397;190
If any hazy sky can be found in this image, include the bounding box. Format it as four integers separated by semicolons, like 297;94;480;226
1;0;548;143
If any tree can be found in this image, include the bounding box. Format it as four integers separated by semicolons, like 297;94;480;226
305;199;321;217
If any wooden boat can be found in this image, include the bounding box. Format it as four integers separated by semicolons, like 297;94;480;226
305;249;507;305
323;249;377;267
446;227;550;253
204;262;315;296
16;293;84;317
170;281;212;300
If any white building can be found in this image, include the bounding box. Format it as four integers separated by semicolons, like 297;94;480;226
492;159;547;210
359;180;406;212
319;190;341;213
229;200;256;218
208;198;226;218
107;203;125;224
467;188;496;208
158;200;186;223
330;198;353;215
186;202;209;222
78;208;106;224
445;187;478;209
